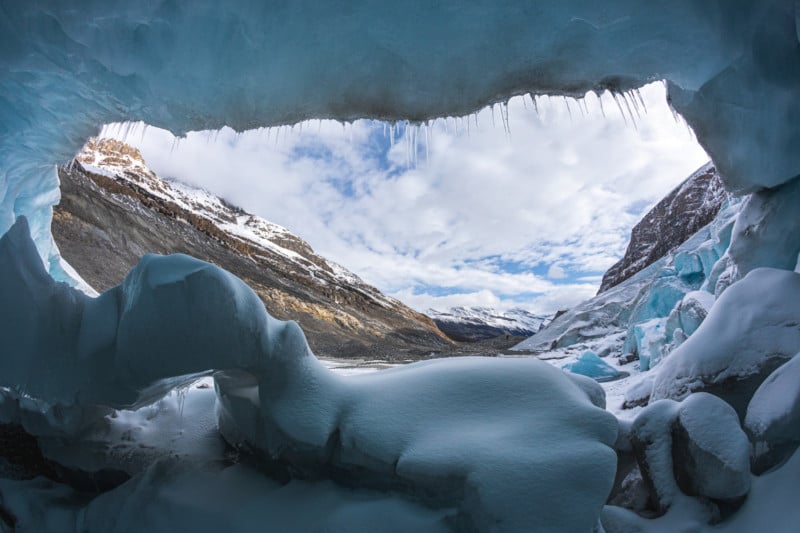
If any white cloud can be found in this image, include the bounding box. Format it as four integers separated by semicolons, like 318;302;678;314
547;264;567;280
103;82;708;314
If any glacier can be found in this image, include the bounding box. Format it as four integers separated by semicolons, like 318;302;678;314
2;0;800;531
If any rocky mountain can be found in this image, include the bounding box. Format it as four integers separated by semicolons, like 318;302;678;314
53;138;451;360
598;162;727;293
428;306;548;342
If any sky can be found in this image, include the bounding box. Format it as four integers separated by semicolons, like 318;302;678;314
103;82;709;314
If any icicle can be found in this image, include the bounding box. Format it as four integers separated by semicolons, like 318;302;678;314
625;91;642;121
389;121;395;146
531;94;539;118
121;121;132;142
491;104;496;128
669;104;680;124
414;124;419;166
582;98;590;115
474;112;479;129
425;121;430;163
634;88;648;114
596;92;606;119
621;93;638;130
611;93;628;125
564;97;573;123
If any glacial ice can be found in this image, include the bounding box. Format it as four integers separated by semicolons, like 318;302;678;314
515;197;741;366
745;355;800;474
0;217;618;531
0;462;455;533
1;1;800;530
562;351;621;382
651;268;800;416
2;1;800;275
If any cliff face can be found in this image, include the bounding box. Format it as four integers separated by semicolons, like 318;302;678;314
598;162;727;294
53;138;451;360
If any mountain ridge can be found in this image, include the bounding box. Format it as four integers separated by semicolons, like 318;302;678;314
54;138;452;360
598;162;727;293
428;306;548;342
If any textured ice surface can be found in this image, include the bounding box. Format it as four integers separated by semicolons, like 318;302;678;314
2;1;800;530
515;198;740;362
1;1;800;277
602;448;800;533
562;351;621;382
672;393;750;501
0;461;455;533
0;217;617;531
745;355;800;473
219;354;619;532
651;268;800;414
714;175;800;292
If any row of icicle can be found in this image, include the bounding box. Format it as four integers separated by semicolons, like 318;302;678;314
104;84;693;169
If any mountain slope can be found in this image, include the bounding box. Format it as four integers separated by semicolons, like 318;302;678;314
427;307;548;342
53;138;451;360
598;162;726;293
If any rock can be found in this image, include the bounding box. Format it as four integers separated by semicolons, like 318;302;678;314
745;354;800;474
671;393;751;503
622;375;654;410
54;139;452;360
599;163;726;294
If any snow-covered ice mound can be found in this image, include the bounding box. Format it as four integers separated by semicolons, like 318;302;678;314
0;217;618;531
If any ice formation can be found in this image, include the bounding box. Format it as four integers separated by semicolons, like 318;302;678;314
0;216;617;531
2;1;800;275
2;0;800;531
562;351;621;382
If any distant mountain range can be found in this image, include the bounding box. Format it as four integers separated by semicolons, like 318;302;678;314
53;138;451;360
427;306;548;342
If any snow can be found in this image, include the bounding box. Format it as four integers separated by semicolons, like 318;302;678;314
745;355;800;438
745;354;800;473
1;1;800;529
651;268;800;406
0;462;456;532
428;306;548;334
1;217;618;531
673;393;750;501
74;140;388;300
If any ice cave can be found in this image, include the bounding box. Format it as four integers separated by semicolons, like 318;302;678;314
1;1;799;531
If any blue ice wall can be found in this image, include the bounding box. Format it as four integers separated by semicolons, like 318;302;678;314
1;1;799;273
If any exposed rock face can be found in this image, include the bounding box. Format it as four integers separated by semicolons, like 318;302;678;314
427;307;547;342
598;163;726;294
53;138;451;360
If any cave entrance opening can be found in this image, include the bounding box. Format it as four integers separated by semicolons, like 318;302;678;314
59;81;708;323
